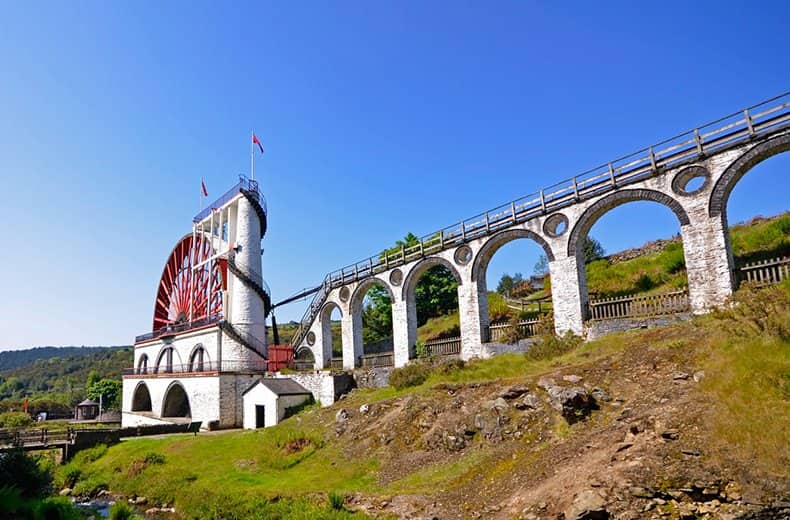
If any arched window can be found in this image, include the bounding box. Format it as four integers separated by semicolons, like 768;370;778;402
189;345;206;372
137;354;149;375
156;347;174;374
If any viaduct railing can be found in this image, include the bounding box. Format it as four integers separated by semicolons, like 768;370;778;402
291;93;790;348
488;318;542;342
0;428;75;449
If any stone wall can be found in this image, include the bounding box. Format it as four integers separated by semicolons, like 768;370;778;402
585;314;691;340
274;372;355;406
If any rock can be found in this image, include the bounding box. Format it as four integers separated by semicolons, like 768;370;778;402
135;496;148;505
514;394;543;410
673;372;690;381
616;442;634;452
335;408;351;435
59;488;72;496
545;385;598;423
537;377;556;390
681;448;701;456
591;388;612;402
693;370;705;382
660;430;680;440
499;385;530;400
359;404;370;414
491;397;509;412
563;374;583;383
564;490;609;520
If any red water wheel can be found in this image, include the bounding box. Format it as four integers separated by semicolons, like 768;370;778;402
152;234;223;331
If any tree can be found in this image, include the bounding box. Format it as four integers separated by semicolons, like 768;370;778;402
85;370;101;392
533;255;549;276
583;236;605;263
496;273;524;296
414;265;458;324
362;285;393;344
86;378;122;410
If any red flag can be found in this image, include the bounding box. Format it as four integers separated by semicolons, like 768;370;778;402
201;178;208;197
252;133;264;154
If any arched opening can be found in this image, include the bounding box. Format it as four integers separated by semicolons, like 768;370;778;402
351;279;395;366
189;345;208;372
131;382;152;412
161;382;191;418
403;258;461;357
137;354;149;375
294;346;315;370
472;230;555;342
319;302;343;367
568;190;691;322
155;347;175;374
712;144;790;287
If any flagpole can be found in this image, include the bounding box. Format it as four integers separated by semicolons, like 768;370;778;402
250;129;254;182
199;180;203;212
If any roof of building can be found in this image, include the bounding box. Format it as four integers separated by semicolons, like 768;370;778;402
242;377;311;397
76;399;99;407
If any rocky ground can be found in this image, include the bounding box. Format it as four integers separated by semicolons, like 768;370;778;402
331;325;788;519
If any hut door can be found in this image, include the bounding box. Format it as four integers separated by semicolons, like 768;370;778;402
255;405;265;428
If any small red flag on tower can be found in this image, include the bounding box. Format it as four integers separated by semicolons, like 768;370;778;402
252;133;264;154
201;178;208;197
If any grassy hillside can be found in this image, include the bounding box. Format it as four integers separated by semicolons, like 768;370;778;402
0;346;130;372
59;281;790;519
0;347;133;413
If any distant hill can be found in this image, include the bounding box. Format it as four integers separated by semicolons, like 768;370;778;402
0;345;129;372
0;346;133;413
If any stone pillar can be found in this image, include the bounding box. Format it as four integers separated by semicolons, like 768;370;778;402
549;254;586;336
391;298;413;368
340;312;360;370
458;279;487;359
680;214;733;313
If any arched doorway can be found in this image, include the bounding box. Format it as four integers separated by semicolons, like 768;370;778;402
131;382;152;412
161;382;191;418
351;279;395;367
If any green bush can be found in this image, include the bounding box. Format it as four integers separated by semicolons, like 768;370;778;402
713;281;790;340
0;450;52;498
143;452;166;465
33;496;83;520
109;501;142;520
328;491;345;510
526;331;583;362
390;362;432;390
0;411;34;429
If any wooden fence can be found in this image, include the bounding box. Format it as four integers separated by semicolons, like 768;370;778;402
737;256;790;286
424;337;462;356
588;289;689;320
487;318;541;342
359;352;394;368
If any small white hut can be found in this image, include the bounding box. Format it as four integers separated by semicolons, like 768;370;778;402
242;378;312;429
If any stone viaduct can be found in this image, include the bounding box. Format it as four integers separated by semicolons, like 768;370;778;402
292;94;789;370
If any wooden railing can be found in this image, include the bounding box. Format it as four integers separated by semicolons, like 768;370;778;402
0;428;75;449
737;256;790;286
487;318;541;342
359;352;394;368
290;93;790;348
588;289;689;321
330;358;344;370
424;337;461;356
503;296;551;313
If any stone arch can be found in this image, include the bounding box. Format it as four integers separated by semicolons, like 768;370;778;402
137;354;149;374
295;345;315;362
161;381;191;418
350;277;394;314
567;189;690;258
319;301;343;365
708;132;790;218
188;344;209;372
131;382;152;412
401;256;463;301
471;228;556;283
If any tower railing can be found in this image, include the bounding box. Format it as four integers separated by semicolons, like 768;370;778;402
290;92;790;347
193;176;266;223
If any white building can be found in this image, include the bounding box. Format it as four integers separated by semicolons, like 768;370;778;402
242;378;312;429
122;177;272;429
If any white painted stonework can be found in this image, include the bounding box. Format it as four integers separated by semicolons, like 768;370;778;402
242;380;312;429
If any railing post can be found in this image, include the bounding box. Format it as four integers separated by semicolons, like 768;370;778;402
461;222;466;241
744;109;756;136
419;239;425;256
608;162;617;187
401;244;406;263
485;213;490;233
572;176;579;200
539;190;546;213
439;230;444;249
694;128;704;156
511;201;517;222
649;147;658;174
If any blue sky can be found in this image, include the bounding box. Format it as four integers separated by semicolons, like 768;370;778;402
1;2;788;349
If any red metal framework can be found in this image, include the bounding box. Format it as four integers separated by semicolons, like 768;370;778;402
152;234;224;332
